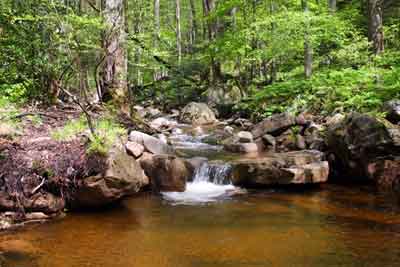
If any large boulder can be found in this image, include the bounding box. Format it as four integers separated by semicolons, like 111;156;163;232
326;113;400;180
72;142;149;208
129;131;173;155
252;113;296;139
180;102;217;125
230;150;329;187
383;100;400;124
140;155;192;192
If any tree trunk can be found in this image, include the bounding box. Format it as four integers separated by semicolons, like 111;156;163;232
100;0;128;106
302;0;313;79
203;0;221;82
188;0;197;53
368;0;384;54
270;0;277;83
328;0;336;12
176;0;182;64
153;0;161;80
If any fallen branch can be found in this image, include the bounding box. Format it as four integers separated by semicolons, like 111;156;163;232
31;178;46;195
0;112;60;121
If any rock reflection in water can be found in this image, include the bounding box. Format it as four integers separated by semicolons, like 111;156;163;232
1;186;400;267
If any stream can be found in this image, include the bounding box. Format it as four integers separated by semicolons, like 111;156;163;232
1;124;400;267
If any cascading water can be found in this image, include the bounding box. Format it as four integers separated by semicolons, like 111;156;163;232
162;162;237;204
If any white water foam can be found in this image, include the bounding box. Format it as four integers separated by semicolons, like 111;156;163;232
162;162;238;204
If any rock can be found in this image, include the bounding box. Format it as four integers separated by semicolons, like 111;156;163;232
295;113;308;126
157;134;169;144
0;123;19;139
275;129;297;152
72;142;149;208
186;157;208;171
252;113;296;138
169;109;180;118
326;113;400;180
222;136;259;153
367;158;400;191
0;191;65;214
180;102;217;125
383;100;400;124
237;131;253;143
129;131;173;155
125;141;144;158
147;107;162;118
233;118;254;130
262;134;276;150
296;134;307;150
230;150;329;187
138;152;154;163
141;155;192;192
224;126;235;135
325;113;345;126
150;117;177;131
303;123;325;151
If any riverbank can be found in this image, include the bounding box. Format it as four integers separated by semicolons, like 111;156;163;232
1;101;400;230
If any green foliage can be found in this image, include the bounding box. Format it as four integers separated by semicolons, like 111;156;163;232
51;117;87;141
0;0;399;118
51;115;125;155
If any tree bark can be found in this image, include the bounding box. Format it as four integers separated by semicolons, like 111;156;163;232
368;0;384;54
153;0;161;80
188;0;197;53
328;0;336;12
176;0;182;64
302;0;313;79
100;0;128;106
203;0;221;82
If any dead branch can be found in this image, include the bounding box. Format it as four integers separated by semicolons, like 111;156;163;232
31;178;46;195
0;112;60;121
57;86;97;138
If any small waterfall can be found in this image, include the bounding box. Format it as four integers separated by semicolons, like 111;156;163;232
162;161;236;204
192;162;232;185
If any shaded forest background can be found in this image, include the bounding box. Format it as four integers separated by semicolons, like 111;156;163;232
0;0;399;119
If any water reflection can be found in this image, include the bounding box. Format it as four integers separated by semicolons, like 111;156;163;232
0;186;400;267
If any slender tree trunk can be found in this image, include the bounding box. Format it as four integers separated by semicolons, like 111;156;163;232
270;0;277;83
153;0;161;80
188;0;197;53
302;0;313;79
328;0;336;12
176;0;182;64
154;0;160;40
100;0;128;106
368;0;384;54
203;0;221;82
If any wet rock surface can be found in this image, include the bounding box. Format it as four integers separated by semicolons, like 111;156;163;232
230;150;329;187
180;102;217;125
129;131;174;155
326;113;400;181
383;100;400;124
72;142;149;208
251;113;296;139
141;155;192;192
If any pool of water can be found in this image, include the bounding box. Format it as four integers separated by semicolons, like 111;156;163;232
1;184;400;267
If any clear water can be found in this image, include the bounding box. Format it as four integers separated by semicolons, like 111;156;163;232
1;185;400;267
2;126;400;267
